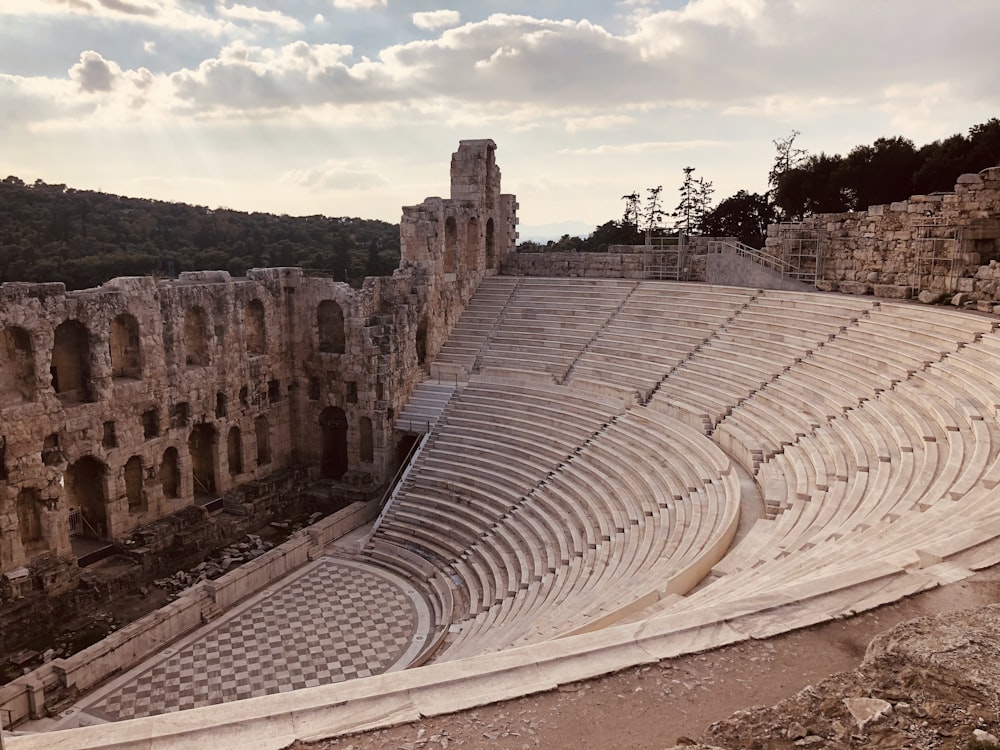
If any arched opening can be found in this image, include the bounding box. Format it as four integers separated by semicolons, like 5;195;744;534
466;216;480;270
159;447;180;499
317;300;346;354
17;488;47;553
184;306;210;366
0;326;35;406
359;416;374;463
320;406;349;479
444;216;458;273
124;455;146;513
415;315;428;366
227;426;243;475
255;416;271;466
110;313;141;379
485;217;496;268
66;456;108;538
188;423;217;496
395;434;418;471
245;299;266;355
52;320;93;403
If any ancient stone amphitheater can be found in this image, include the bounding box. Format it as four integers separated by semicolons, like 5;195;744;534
5;142;1000;749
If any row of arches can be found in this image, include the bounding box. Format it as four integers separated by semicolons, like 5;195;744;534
9;404;374;557
0;299;270;408
63;415;273;541
443;216;496;274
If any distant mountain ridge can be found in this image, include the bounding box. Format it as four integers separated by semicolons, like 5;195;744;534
0;176;401;290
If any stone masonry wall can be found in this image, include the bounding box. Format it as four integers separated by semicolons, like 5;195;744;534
765;167;1000;302
0;139;516;590
501;237;721;280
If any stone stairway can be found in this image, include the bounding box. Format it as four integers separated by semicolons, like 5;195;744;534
395;380;461;433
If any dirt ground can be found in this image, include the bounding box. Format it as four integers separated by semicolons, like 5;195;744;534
292;565;1000;750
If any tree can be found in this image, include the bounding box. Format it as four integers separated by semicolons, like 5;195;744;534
673;167;714;236
621;191;641;230
837;136;920;209
642;185;665;241
772;152;847;220
579;220;643;252
768;130;808;193
701;191;776;248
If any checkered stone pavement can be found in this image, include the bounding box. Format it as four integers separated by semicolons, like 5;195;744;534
84;557;424;721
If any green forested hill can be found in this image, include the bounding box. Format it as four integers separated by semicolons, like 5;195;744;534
0;177;401;290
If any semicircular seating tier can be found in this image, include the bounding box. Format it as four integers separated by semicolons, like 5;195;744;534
371;277;1000;665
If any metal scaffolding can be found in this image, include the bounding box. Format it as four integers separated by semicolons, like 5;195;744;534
911;221;960;296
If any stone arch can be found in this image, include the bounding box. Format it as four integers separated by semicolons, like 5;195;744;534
255;416;271;466
124;455;146;513
359;416;374;463
17;488;46;553
317;300;346;354
110;313;141;379
245;299;266;355
486;217;496;268
416;315;428;366
0;326;35;406
184;306;210;366
319;406;349;479
444;216;458;273
159;447;180;499
52;319;93;403
227;426;243;476
466;217;480;270
66;456;108;538
188;423;217;496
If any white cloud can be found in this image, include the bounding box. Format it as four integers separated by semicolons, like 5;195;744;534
412;10;460;31
143;40;156;53
564;114;634;133
331;0;387;9
218;4;304;33
70;50;121;92
558;140;722;156
281;159;387;190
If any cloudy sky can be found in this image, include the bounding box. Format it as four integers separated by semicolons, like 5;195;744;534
1;1;997;239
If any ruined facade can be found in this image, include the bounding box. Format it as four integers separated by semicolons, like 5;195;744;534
766;166;1000;299
0;139;516;594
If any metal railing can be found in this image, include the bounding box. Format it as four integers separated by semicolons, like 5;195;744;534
706;238;817;281
368;432;428;538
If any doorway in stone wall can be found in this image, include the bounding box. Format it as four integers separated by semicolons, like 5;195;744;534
66;456;108;538
188;423;217;496
319;406;349;479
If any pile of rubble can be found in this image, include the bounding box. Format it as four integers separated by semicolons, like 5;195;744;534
154;533;274;596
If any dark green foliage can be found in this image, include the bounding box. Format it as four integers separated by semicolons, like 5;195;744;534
0;178;400;290
701;191;776;249
523;220;644;254
773;118;1000;220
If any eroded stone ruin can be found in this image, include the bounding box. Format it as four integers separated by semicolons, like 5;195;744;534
0;139;517;608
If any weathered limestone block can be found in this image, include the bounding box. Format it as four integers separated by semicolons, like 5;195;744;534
872;284;911;299
917;290;947;305
839;281;871;295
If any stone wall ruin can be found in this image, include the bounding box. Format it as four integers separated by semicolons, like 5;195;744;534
0;139;516;598
766;166;1000;303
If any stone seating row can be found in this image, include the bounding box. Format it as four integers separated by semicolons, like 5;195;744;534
709;355;996;584
567;285;753;396
387;282;1000;668
650;293;872;428
434;277;518;372
437;409;739;659
371;380;628;612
